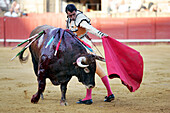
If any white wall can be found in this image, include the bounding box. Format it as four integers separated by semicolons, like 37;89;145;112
101;0;109;13
19;0;44;13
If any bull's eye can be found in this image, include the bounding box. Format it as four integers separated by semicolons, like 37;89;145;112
84;67;90;73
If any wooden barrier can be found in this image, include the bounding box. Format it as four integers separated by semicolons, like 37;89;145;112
98;18;128;39
127;17;156;39
0;17;5;46
5;17;31;39
4;13;66;40
0;17;4;39
156;17;170;39
1;14;170;46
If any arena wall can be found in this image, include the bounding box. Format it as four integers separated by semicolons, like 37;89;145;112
0;17;5;46
0;14;170;46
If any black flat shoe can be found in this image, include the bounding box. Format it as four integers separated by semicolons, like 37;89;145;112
76;99;93;105
104;94;115;102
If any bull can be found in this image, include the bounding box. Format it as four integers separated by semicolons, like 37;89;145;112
19;25;104;106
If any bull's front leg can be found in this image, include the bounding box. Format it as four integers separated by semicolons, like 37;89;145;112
31;68;46;104
60;82;68;106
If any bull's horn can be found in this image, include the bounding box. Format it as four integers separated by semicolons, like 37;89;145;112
76;57;89;68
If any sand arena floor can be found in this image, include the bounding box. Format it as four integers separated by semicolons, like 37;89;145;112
0;45;170;113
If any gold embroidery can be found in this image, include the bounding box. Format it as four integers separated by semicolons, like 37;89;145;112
74;27;87;38
68;21;87;38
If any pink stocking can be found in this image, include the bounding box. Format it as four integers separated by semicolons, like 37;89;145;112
82;89;92;101
101;75;113;97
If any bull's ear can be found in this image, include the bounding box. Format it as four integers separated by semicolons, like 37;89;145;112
93;55;105;62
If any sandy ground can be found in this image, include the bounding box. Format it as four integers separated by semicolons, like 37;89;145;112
0;45;170;113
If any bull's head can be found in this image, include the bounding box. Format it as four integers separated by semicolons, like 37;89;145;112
75;54;105;89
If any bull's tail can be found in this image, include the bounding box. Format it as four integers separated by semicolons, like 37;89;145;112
19;47;29;63
11;30;46;62
11;46;29;63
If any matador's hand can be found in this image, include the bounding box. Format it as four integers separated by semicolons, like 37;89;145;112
98;31;108;38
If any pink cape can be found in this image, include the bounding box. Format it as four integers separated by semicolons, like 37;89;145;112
102;36;144;92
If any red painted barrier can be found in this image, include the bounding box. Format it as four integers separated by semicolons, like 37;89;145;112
5;17;31;39
0;17;4;39
4;13;66;40
127;17;156;39
156;17;170;39
0;17;5;46
89;18;128;39
99;18;128;39
1;14;170;46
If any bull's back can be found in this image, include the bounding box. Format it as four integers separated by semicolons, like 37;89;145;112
29;25;87;65
30;25;54;36
29;25;55;61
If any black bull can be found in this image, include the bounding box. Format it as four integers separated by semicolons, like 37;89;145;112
19;25;104;105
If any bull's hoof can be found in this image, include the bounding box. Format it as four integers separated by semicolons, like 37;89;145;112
60;100;68;106
76;99;93;105
31;94;40;104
